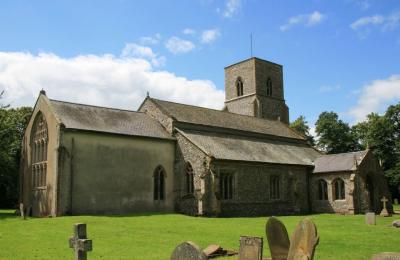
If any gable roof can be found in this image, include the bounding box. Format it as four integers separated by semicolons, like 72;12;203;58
177;129;320;166
49;100;172;140
313;150;369;173
149;98;305;141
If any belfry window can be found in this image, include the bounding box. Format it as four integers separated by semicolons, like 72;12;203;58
31;113;48;189
153;165;166;200
333;178;345;200
317;179;328;200
266;78;273;96
270;176;280;199
185;162;195;194
236;78;244;97
220;171;234;200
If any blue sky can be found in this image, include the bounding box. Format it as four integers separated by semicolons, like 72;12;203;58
0;0;399;128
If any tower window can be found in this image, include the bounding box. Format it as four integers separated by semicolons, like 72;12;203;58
266;78;272;96
236;78;244;97
153;165;166;200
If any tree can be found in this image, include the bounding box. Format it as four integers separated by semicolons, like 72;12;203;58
290;115;315;146
315;111;359;154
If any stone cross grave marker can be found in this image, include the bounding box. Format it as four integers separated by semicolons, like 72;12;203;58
287;218;319;260
365;212;376;225
265;217;290;260
238;236;263;260
170;241;208;260
380;196;390;217
69;223;93;260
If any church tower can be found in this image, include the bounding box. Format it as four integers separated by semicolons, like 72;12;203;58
224;57;289;124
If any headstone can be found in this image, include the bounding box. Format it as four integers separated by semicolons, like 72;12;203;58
372;252;400;260
171;241;208;260
287;218;319;260
266;217;290;260
19;203;26;220
380;196;391;217
365;212;376;225
69;223;93;260
394;198;399;205
238;236;263;260
392;220;400;228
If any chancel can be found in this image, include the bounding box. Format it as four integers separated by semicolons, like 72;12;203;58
19;57;393;217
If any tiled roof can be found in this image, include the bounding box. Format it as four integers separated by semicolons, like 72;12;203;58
313;150;369;173
177;129;320;165
151;98;305;140
50;100;172;140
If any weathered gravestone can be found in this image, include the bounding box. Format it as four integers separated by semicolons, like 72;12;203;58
372;252;400;260
170;241;208;260
365;212;376;225
238;236;263;260
287;218;319;260
69;223;93;260
266;217;290;260
380;196;391;217
392;220;400;228
19;203;26;220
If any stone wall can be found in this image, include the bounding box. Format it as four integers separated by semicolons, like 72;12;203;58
225;59;256;101
138;98;174;133
225;95;257;117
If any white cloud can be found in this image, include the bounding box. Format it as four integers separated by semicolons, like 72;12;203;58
121;43;166;67
222;0;241;18
165;37;195;54
183;28;196;35
350;12;400;35
201;29;220;44
348;75;400;122
319;84;341;93
139;33;162;45
0;51;225;110
280;11;326;32
350;15;385;30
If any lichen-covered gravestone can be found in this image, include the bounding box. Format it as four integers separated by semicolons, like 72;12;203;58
69;223;92;260
365;212;376;225
170;241;208;260
265;217;290;260
238;236;263;260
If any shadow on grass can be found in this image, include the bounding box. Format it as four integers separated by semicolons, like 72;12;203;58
0;209;18;220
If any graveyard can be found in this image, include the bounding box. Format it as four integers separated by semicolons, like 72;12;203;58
0;208;399;259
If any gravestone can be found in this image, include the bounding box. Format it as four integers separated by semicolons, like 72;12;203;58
372;252;400;260
170;241;208;260
380;196;390;217
392;220;400;228
238;236;263;260
365;212;376;225
19;203;26;220
69;223;92;260
266;217;290;260
287;218;319;260
394;198;399;205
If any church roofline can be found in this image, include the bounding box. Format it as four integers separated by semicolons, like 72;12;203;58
224;57;283;70
49;99;138;114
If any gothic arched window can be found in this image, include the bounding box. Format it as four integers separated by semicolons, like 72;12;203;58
236;77;244;97
31;113;48;188
220;171;234;200
270;176;280;199
266;78;273;96
317;179;328;200
153;165;166;200
333;178;345;200
185;162;194;194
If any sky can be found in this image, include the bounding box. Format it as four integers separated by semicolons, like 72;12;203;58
0;0;399;129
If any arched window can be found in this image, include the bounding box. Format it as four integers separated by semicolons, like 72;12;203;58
236;77;244;97
153;166;166;200
317;179;328;200
185;162;194;194
31;113;48;188
270;176;280;199
220;171;234;200
266;78;272;96
333;178;345;200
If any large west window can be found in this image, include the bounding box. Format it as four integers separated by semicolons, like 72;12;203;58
153;166;166;200
31;113;48;189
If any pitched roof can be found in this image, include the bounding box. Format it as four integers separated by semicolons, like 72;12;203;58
150;98;304;141
313;150;369;173
49;100;172;140
177;129;320;166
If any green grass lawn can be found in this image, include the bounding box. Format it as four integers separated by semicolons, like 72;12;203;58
0;210;399;259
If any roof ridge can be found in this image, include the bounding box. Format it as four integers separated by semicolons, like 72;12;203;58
319;150;367;157
49;99;140;114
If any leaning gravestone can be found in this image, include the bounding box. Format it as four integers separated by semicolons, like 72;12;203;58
266;217;290;260
372;252;400;260
170;241;208;260
287;218;319;260
238;236;263;260
365;212;376;225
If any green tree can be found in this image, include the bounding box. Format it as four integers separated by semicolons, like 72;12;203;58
315;111;359;154
290;115;315;146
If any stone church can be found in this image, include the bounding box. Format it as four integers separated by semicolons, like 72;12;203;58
19;57;392;217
